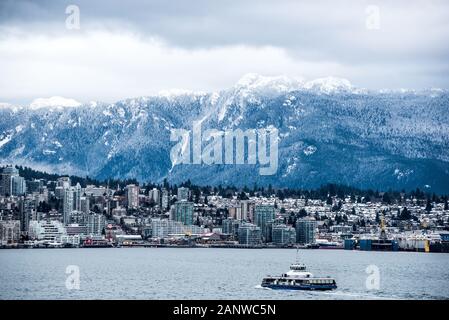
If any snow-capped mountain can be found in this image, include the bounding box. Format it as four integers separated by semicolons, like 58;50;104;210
1;74;448;192
29;96;82;110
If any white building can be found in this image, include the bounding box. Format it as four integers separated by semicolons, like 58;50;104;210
28;220;66;243
127;184;139;209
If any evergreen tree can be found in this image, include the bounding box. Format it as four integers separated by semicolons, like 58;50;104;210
399;207;411;220
425;198;433;212
298;208;308;218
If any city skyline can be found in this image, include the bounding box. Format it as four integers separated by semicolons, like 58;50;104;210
1;0;449;305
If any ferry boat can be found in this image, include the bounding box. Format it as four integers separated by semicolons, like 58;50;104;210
261;252;337;291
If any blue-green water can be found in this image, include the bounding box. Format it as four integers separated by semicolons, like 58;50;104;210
1;248;448;299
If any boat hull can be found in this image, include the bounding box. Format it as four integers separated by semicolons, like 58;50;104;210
261;283;337;291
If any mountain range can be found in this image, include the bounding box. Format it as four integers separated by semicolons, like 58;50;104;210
1;74;448;193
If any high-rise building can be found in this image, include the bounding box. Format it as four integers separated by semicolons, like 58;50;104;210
19;197;34;234
63;187;75;225
240;200;252;221
161;188;169;210
177;187;189;201
238;223;262;245
80;196;90;213
254;205;275;241
27;179;44;193
11;175;26;196
74;183;82;212
222;218;240;239
272;224;296;245
126;184;139;209
296;218;317;244
228;206;242;220
88;213;106;235
149;188;160;206
57;177;71;189
1;166;24;196
54;186;65;200
174;200;194;225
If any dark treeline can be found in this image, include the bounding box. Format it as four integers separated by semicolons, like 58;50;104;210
4;165;449;205
3;165;139;189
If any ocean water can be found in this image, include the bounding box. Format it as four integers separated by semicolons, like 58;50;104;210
0;248;448;300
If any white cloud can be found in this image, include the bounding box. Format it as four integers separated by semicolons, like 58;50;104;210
0;30;350;104
0;0;448;104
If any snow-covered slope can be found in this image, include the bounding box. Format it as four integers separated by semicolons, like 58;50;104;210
1;74;448;192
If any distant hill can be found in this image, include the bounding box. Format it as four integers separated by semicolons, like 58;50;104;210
1;74;448;192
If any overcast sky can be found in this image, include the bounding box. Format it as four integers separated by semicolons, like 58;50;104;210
1;0;448;104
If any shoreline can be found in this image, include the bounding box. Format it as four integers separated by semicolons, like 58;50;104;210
0;245;441;253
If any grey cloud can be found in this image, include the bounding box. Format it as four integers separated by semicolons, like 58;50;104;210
0;0;448;94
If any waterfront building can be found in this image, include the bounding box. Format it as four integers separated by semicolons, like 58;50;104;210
254;205;275;241
238;223;262;245
151;218;169;238
61;234;81;247
151;218;205;238
296;218;317;244
28;220;66;243
174;200;194;225
0;220;21;245
264;221;273;243
168;221;204;236
88;213;106;235
222;217;240;239
66;223;88;236
272;224;296;245
104;224;124;242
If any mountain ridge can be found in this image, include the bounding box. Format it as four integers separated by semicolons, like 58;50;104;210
1;74;448;192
